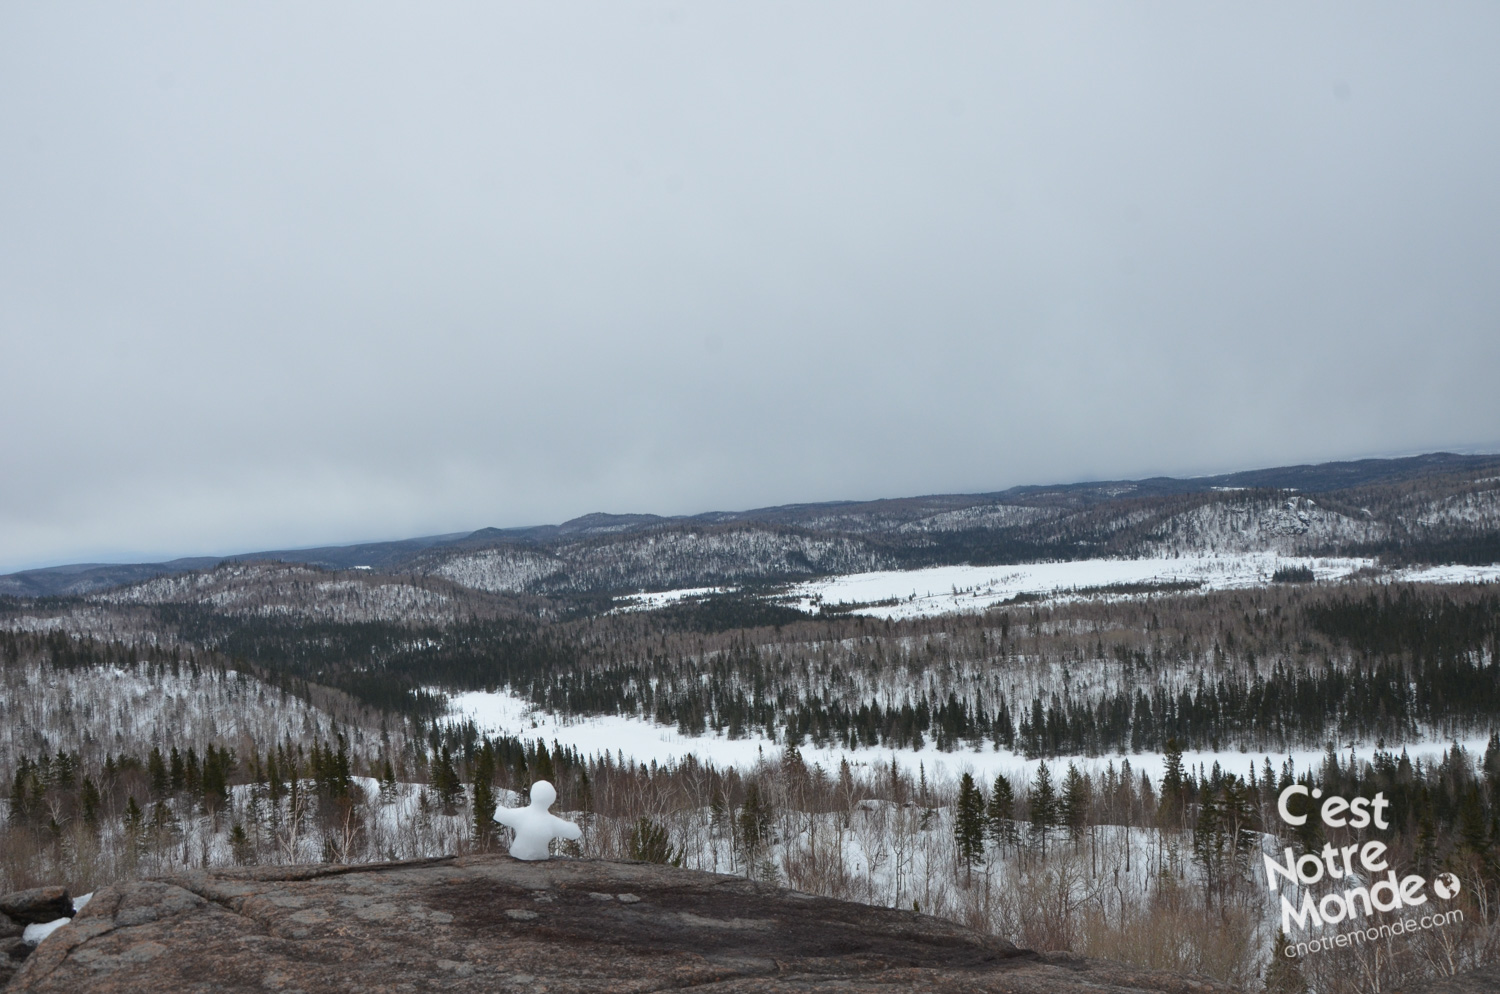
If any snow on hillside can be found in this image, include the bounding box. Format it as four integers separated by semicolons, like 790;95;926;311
896;504;1065;533
1412;486;1500;530
425;527;891;594
0;658;382;773
779;554;1372;620
96;562;460;624
427;547;563;593
1141;496;1387;556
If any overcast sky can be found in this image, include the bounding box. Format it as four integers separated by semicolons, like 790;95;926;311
3;4;1499;572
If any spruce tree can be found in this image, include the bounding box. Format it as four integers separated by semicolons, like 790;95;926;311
1159;738;1185;831
230;823;254;865
575;765;594;813
954;772;986;881
169;747;186;793
380;757;398;802
1030;761;1056;857
148;747;169;798
1060;763;1090;840
432;747;462;814
80;777;101;828
267;750;284;804
986;773;1015;849
628;817;683;866
185;747;202;797
471;743;496;848
10;762;30;820
738;782;772;877
1263;931;1308;994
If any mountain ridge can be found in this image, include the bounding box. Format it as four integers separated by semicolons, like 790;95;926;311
5;450;1498;598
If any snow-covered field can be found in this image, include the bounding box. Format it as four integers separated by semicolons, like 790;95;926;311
452;553;1500;779
444;686;1491;790
610;554;1500;622
613;586;732;612
1394;563;1500;585
781;554;1369;619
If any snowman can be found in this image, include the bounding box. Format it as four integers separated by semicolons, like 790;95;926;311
493;780;582;860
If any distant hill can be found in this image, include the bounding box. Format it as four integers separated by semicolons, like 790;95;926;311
4;451;1499;598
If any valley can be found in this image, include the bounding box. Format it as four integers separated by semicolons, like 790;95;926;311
4;452;1500;993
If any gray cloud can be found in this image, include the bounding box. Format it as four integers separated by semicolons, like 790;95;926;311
3;3;1498;572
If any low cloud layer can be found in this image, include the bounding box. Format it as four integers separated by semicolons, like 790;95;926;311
3;4;1498;571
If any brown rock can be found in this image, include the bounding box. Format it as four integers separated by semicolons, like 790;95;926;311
1393;964;1500;993
0;936;29;989
0;913;21;939
9;855;1245;993
0;889;71;927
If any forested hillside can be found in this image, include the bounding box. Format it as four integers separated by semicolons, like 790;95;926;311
4;452;1500;994
6;563;1499;760
5;452;1499;598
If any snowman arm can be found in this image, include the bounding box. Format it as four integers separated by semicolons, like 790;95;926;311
551;815;582;841
493;806;521;829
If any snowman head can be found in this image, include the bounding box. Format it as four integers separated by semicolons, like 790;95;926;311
530;780;557;809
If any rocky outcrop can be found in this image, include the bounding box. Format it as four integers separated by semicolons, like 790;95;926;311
0;890;71;928
0;887;75;987
8;855;1240;993
1394;965;1500;993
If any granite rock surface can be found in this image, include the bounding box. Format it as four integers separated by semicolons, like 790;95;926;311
1393;964;1500;994
10;855;1242;993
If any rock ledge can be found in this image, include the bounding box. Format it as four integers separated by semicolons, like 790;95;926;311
10;855;1240;993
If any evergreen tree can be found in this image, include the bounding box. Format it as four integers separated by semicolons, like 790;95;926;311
1289;777;1324;853
738;782;772;877
230;823;254;865
148;747;169;798
266;750;285;804
380;757;398;802
532;741;556;785
202;744;231;812
954;772;986;880
1030;761;1056;857
471;743;497;848
431;747;463;814
80;777;101;828
628;817;683;865
1415;811;1439;875
9;762;31;820
575;765;594;813
1159;738;1186;831
1263;931;1308;994
1193;788;1227;905
986;773;1015;849
1060;763;1090;840
184;747;202;797
328;736;353;799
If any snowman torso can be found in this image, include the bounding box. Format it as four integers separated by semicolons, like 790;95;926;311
492;780;582;860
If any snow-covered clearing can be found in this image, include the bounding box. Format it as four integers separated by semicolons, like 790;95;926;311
613;586;733;612
1394;563;1500;585
444;687;1490;789
782;555;1363;620
607;554;1498;621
